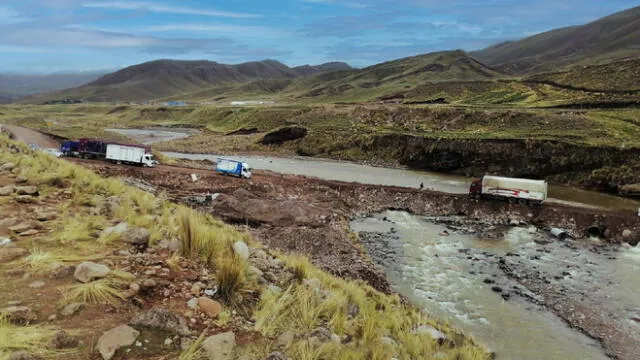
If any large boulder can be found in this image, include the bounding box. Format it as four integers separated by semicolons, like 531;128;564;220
96;325;139;360
129;308;191;336
74;262;110;283
198;297;222;318
202;332;236;360
0;247;28;263
122;227;150;251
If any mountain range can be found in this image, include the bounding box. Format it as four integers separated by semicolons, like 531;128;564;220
11;5;640;104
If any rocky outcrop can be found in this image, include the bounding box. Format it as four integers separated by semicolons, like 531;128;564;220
260;127;308;145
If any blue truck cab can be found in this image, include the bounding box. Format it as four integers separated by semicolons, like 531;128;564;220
216;158;252;179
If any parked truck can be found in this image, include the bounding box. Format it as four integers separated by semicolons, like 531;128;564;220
469;175;547;205
106;144;157;167
216;158;252;179
61;140;80;157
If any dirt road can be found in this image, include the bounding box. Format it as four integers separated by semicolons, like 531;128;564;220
1;124;60;148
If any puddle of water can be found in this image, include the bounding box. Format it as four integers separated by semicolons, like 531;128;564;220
351;211;608;360
106;128;195;145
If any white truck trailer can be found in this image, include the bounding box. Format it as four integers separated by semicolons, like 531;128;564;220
106;144;157;167
469;175;547;205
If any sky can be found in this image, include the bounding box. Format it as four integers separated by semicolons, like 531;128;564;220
0;0;637;73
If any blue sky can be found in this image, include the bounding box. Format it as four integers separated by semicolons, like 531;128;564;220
0;0;636;73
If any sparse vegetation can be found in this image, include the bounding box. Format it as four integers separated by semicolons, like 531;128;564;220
0;316;58;360
0;131;489;360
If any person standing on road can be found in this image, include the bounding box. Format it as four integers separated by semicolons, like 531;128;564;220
420;182;424;190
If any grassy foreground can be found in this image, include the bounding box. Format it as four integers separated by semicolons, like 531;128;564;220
0;134;489;360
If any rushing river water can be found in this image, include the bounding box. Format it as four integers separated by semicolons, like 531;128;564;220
108;128;640;211
351;211;640;360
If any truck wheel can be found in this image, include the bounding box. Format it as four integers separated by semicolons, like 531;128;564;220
508;198;516;204
518;199;528;205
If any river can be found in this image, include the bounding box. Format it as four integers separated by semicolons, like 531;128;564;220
351;211;640;360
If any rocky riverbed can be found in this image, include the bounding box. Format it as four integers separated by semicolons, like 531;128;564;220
352;212;640;360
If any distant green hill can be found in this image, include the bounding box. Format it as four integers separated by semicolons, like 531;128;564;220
29;59;352;103
471;6;640;74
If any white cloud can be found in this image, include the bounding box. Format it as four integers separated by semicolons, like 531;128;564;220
145;24;291;38
301;0;368;9
0;7;30;24
83;1;261;18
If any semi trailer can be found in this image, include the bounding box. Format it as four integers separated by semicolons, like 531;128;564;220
106;144;157;167
469;175;547;205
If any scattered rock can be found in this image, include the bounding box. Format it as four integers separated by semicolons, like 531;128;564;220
96;325;140;360
308;327;333;348
187;298;199;310
233;241;250;260
15;186;38;196
129;283;140;294
50;266;75;279
0;185;13;196
0;247;28;263
483;278;495;284
19;229;39;237
198;297;222;318
491;286;503;293
8;223;33;233
28;280;45;288
622;229;632;239
50;331;79;349
202;331;236;360
61;302;84;317
101;222;128;238
74;261;110;283
36;211;57;221
415;325;447;343
8;351;43;360
1;306;36;325
122;227;150;251
1;162;16;171
15;196;36;204
191;282;205;295
276;331;296;348
0;237;12;247
130;308;191;336
140;279;157;289
262;352;290;360
15;176;28;184
168;238;182;253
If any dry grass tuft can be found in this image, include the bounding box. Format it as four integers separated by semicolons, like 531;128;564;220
59;279;126;306
0;316;57;359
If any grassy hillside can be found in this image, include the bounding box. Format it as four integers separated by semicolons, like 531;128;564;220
0;133;489;360
526;58;640;92
27;60;352;104
471;6;640;74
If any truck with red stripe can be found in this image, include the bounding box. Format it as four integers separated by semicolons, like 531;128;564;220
469;176;547;205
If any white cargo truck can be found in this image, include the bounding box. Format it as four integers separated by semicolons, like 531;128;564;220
469;175;547;205
216;158;252;179
106;144;157;167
